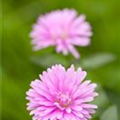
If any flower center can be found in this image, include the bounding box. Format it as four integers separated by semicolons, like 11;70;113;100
61;31;68;39
54;92;72;110
51;29;68;40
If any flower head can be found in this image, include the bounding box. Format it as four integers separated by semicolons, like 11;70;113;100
30;9;92;58
26;65;98;120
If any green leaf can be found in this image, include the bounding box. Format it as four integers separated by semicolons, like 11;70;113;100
100;105;118;120
2;76;30;120
31;54;68;68
90;86;110;119
91;88;109;107
82;53;116;70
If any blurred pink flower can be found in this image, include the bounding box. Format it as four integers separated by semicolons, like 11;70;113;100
30;9;92;58
26;64;98;120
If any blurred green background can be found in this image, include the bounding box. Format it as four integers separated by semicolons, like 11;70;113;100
1;0;119;120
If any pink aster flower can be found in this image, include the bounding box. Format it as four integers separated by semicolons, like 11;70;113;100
30;9;92;58
26;64;98;120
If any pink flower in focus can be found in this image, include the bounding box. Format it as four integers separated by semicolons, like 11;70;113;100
26;65;98;120
30;9;92;58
